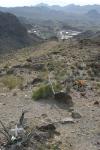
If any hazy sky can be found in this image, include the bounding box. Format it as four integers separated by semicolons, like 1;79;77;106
0;0;100;7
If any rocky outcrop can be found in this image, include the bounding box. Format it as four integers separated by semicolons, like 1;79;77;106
0;12;42;54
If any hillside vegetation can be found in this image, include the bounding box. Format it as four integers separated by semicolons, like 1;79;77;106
0;4;100;150
0;35;100;149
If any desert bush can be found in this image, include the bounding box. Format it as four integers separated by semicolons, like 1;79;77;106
1;75;23;89
32;84;53;100
3;63;9;69
32;82;62;100
97;82;100;89
94;82;100;90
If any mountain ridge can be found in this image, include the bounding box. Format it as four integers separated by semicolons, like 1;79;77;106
0;11;42;53
1;4;100;13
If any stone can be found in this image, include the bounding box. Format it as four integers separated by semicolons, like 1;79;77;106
54;92;73;106
60;117;74;124
31;78;43;85
37;123;56;132
3;103;6;106
0;93;6;97
34;130;53;142
32;63;45;71
94;101;99;105
41;114;48;118
0;69;6;76
7;68;14;74
26;57;32;63
25;95;29;99
13;65;22;69
72;112;82;119
13;92;17;96
80;92;86;97
96;141;100;145
35;123;58;141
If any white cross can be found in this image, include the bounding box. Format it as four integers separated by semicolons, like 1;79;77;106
11;125;24;137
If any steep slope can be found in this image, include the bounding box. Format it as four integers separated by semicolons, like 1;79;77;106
87;9;100;17
75;30;100;45
0;12;42;54
0;37;100;150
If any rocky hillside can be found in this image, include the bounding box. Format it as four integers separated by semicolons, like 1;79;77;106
86;9;100;18
0;33;99;149
74;30;100;45
0;12;42;54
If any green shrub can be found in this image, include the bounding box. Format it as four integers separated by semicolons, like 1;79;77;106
50;144;59;150
32;84;53;100
1;75;23;90
32;82;62;100
95;82;100;90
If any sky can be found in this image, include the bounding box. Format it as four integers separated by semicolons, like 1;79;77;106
0;0;100;7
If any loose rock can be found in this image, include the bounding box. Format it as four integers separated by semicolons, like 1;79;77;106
94;101;99;105
54;92;73;106
31;78;43;85
72;112;82;119
37;123;56;132
60;117;74;124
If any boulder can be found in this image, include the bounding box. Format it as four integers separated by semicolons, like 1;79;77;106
54;92;73;106
72;112;82;119
31;78;43;85
37;123;56;132
80;92;86;97
36;123;58;140
0;69;6;76
60;117;74;124
32;63;45;71
7;68;15;75
26;57;32;63
94;101;99;105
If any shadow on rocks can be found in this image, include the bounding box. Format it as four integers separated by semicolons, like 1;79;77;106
35;92;74;110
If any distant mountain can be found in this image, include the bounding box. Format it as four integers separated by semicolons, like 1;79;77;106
0;4;100;31
51;4;100;13
1;4;100;15
86;9;100;18
0;6;68;21
35;4;100;13
34;3;100;12
0;12;42;53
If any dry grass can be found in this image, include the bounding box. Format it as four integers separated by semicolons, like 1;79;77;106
0;41;59;69
0;75;23;90
32;82;62;100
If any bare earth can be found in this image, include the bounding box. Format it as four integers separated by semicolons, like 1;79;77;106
0;88;100;149
0;40;100;150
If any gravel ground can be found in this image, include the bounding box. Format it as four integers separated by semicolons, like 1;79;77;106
0;88;100;150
